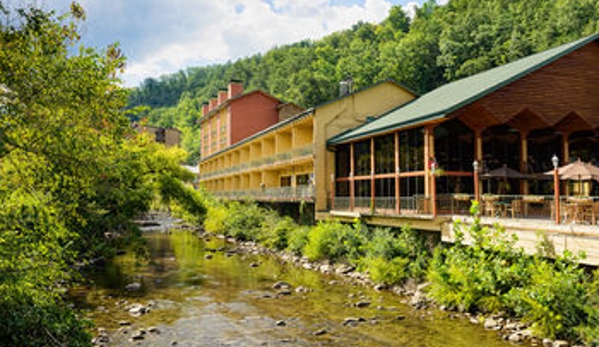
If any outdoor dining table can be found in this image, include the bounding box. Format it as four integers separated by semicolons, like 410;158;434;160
564;198;595;224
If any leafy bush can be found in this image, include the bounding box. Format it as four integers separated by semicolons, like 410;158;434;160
259;214;297;250
0;298;91;347
204;200;229;233
303;220;366;262
286;225;310;255
365;256;410;285
427;212;532;313
506;253;588;340
361;226;430;282
222;201;267;241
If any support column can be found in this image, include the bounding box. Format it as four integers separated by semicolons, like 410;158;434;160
424;125;436;215
330;174;335;210
474;129;483;203
562;132;570;195
395;132;401;214
350;142;355;211
520;130;529;195
370;138;376;213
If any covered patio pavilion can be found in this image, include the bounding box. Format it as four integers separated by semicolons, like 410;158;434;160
327;33;599;225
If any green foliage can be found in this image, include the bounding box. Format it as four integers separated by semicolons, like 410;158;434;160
365;256;410;285
286;225;310;255
259;214;297;251
221;201;267;241
0;299;91;347
204;199;230;234
361;227;430;282
506;254;588;340
427;217;532;312
0;3;208;345
303;220;366;263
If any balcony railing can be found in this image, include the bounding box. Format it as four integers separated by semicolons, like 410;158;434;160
214;185;315;202
200;145;314;179
331;193;599;224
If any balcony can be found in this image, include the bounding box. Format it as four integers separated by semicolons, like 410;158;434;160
214;185;315;202
200;145;313;180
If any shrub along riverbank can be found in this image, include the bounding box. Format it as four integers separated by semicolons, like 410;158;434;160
199;197;599;346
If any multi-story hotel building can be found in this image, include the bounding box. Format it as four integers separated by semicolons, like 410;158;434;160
198;80;416;204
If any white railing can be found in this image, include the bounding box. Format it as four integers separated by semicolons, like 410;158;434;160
214;185;315;202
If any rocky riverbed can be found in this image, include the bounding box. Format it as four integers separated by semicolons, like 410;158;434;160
75;215;518;347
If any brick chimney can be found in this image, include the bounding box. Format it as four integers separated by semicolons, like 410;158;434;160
209;96;218;111
228;80;243;99
217;88;228;105
201;102;209;117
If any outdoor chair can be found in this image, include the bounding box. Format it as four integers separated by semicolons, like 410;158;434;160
507;199;523;218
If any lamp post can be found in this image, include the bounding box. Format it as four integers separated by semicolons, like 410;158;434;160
552;154;561;225
431;162;437;218
473;160;480;204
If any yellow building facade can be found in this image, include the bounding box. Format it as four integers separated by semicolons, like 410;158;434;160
199;80;416;206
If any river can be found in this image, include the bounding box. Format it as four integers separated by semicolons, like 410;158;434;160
77;226;512;347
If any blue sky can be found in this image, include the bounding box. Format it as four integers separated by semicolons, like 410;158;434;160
37;0;443;87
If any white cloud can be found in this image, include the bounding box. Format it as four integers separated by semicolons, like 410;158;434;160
37;0;431;87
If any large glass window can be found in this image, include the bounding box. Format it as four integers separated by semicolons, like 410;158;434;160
375;134;395;174
527;129;561;173
483;125;520;172
354;140;371;176
296;174;311;186
355;180;371;197
435;120;473;172
336;181;350;197
436;176;473;195
400;176;424;197
375;178;395;197
570;131;598;164
399;127;424;172
335;144;350;178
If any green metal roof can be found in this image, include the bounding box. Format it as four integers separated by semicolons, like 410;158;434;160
329;33;599;145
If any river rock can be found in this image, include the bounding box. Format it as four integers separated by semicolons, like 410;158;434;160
313;329;328;336
553;341;569;347
484;317;502;330
542;338;553;347
125;282;142;291
273;281;291;290
336;264;354;275
275;320;286;326
508;332;523;343
204;254;213;259
148;326;160;334
343;317;366;326
131;332;145;341
295;286;311;293
373;284;387;291
409;291;428;310
319;264;332;273
249;262;259;268
354;301;370;308
128;303;147;316
118;320;131;326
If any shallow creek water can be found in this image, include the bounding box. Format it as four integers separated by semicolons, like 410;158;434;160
77;228;512;347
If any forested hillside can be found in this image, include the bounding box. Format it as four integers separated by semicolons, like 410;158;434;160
128;0;599;163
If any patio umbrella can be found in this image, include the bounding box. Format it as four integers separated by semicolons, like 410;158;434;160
482;165;527;179
544;159;599;181
482;165;526;194
544;159;599;194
